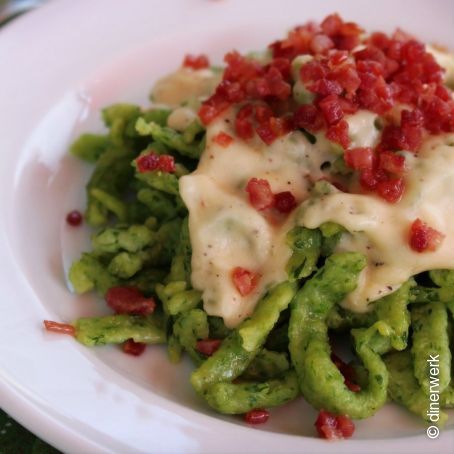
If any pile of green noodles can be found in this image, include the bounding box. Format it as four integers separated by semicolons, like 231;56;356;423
67;102;454;425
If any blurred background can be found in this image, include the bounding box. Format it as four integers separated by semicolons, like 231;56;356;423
0;0;48;27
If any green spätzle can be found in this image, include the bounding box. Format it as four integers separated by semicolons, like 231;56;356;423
411;302;451;395
203;370;299;414
75;313;166;347
289;252;389;419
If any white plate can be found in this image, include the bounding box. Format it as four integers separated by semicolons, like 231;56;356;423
1;0;454;452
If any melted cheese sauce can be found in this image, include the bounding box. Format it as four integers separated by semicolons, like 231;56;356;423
153;44;454;328
151;68;221;107
180;102;454;325
299;133;454;311
180;110;340;327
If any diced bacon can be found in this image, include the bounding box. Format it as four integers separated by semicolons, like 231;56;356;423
196;339;222;356
123;339;146;356
310;34;334;54
293;104;324;132
254;104;274;123
105;286;156;316
216;80;245;103
198;103;220;125
232;267;260;296
300;60;328;82
245;178;275;210
359;168;387;190
255;115;292;145
136;153;175;173
331;353;361;392
326;119;350;149
344;147;374;170
318;94;344;125
329;65;361;95
197;14;454;207
256;122;277;145
244;409;270;425
269;57;291;80
269;116;293;136
274;191;297;213
321;14;343;37
368;32;391;50
378;151;405;175
182;54;210;70
43;320;75;336
354;46;386;67
264;67;292;100
378;125;406;152
315;410;355;439
235;117;254;140
376;177;405;203
337;97;358;114
156;155;176;173
224;51;264;85
336;415;356;438
136;153;158;172
409;219;445;252
213;131;234;147
309;79;343;97
66;210;83;227
235;104;255;140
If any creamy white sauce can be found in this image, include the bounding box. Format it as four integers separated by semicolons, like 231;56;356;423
299;133;454;311
180;109;339;327
347;111;380;148
160;43;454;326
180;99;454;324
167;107;197;131
151;68;221;107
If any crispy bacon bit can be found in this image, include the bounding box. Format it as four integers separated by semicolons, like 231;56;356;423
315;410;355;439
183;54;210;70
378;151;405;175
274;191;297;213
331;353;361;392
318;94;344;125
309;78;343;97
197;14;454;205
300;60;327;83
409;219;445;252
344;147;374;170
256;122;277;145
310;33;334;55
244;409;270;425
136;152;175;173
246;178;275;211
43;320;75;336
196;339;222;356
213;131;234;147
269;116;293;136
232;267;260;296
321;14;343;37
66;210;83;226
326;119;350;149
105;286;156;316
235;104;255;139
198;98;230;125
379;109;424;153
293;104;324;132
122;339;146;356
376;177;405;203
